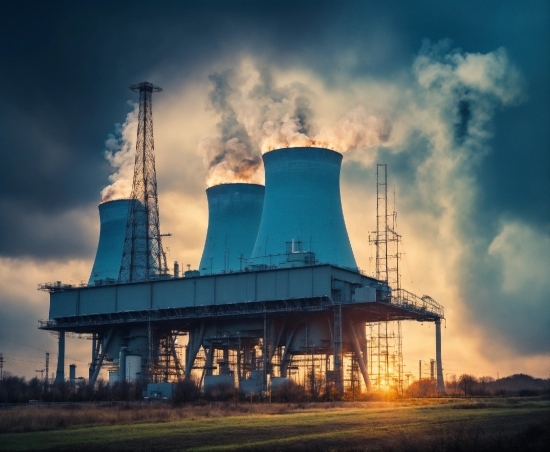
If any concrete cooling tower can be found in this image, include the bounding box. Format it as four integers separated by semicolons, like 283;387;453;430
199;183;265;275
88;199;132;285
251;147;357;270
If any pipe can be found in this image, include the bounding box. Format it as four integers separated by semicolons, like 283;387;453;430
119;346;127;382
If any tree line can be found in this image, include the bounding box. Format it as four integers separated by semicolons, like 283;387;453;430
1;372;548;404
405;373;550;397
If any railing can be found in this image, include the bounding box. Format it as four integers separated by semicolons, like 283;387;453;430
37;281;75;293
38;319;57;328
391;288;444;318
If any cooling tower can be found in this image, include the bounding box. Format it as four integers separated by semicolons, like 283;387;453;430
251;147;357;270
88;199;132;285
199;183;265;275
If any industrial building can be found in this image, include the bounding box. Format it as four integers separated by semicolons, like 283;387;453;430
38;82;445;396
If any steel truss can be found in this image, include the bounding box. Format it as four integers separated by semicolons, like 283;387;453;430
119;82;166;283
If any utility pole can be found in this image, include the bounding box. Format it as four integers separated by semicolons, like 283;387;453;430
0;353;4;381
119;82;166;282
45;352;49;391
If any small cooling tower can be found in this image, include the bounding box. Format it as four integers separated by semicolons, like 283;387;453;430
251;147;357;270
88;199;131;285
199;183;264;274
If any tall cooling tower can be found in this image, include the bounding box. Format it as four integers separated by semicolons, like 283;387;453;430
88;199;131;285
199;183;264;274
251;147;357;270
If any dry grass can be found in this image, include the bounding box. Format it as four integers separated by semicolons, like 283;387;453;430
1;398;548;451
0;399;459;434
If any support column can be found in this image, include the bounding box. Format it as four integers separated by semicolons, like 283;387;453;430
333;305;343;393
89;333;97;380
89;328;115;386
185;322;205;379
347;319;371;393
280;324;299;378
54;331;65;384
435;318;445;393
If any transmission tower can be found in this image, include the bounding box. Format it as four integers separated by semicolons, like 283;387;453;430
119;82;167;282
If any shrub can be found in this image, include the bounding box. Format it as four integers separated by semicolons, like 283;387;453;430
273;380;305;403
173;378;200;405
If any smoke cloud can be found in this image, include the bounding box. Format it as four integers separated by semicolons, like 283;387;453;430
199;70;263;187
200;62;392;186
100;102;138;202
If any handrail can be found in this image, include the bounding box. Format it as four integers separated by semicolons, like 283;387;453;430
391;288;444;318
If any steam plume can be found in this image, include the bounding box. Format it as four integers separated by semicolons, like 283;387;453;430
100;102;138;202
201;62;391;186
200;71;263;187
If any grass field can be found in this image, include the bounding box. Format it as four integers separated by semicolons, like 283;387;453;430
1;398;548;451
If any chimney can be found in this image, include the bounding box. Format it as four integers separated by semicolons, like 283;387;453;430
251;147;357;270
88;199;132;285
199;183;264;274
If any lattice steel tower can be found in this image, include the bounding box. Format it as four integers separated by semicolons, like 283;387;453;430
119;82;166;283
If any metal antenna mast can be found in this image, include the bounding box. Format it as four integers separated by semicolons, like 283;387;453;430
368;164;404;392
373;164;388;281
119;82;166;282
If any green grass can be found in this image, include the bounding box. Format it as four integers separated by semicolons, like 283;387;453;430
2;400;549;451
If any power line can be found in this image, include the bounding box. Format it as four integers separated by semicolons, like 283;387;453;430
0;334;88;364
3;352;45;360
0;333;50;354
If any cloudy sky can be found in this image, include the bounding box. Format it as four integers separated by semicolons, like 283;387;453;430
1;0;548;381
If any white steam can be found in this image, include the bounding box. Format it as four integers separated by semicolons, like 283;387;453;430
100;102;138;202
314;106;392;152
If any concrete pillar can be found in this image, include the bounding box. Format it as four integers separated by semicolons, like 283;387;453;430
89;328;114;386
69;364;76;382
89;334;97;380
347;319;371;392
435;318;445;393
185;322;205;379
54;331;65;384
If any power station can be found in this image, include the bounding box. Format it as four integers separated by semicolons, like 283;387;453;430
38;82;445;396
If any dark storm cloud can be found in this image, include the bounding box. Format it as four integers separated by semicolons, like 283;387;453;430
0;0;546;251
1;1;545;258
0;0;333;258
